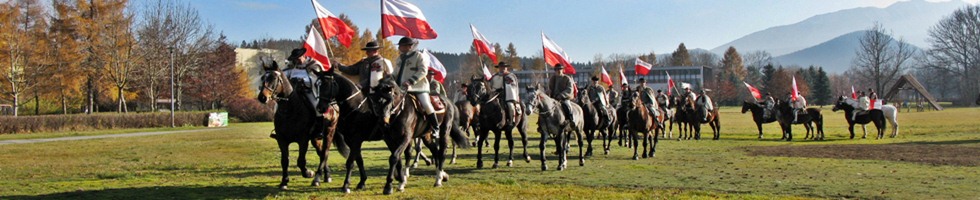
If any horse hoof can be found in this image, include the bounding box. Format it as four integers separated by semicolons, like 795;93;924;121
525;156;532;163
476;162;484;169
383;187;393;195
343;188;351;194
604;150;610;155
326;177;332;183
356;183;366;190
642;154;648;158
412;163;419;169
279;185;288;190
303;170;314;178
507;160;513;167
434;182;443;187
492;163;499;169
542;165;548;171
311;181;320;187
633;156;639;160
451;158;457;164
579;160;585;166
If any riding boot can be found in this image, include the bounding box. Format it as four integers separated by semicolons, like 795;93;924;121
426;113;441;139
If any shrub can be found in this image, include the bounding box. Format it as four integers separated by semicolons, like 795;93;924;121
225;97;273;122
0;112;209;134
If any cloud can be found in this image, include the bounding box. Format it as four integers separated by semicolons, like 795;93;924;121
235;1;281;11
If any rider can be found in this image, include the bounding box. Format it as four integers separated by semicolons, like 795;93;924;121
394;37;440;137
791;92;807;122
761;92;775;118
283;48;320;116
697;89;714;121
547;64;576;124
490;61;520;126
656;89;669;110
855;91;870;121
636;78;663;127
587;76;609;117
334;41;393;119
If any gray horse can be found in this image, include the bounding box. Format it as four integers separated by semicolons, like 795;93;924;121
526;85;585;171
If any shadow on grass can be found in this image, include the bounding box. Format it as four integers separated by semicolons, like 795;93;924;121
899;139;980;145
1;185;277;200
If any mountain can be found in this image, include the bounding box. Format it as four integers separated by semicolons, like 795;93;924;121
711;0;965;56
773;31;923;73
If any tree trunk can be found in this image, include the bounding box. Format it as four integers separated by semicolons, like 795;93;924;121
61;91;68;115
117;86;125;113
86;77;93;114
34;89;39;115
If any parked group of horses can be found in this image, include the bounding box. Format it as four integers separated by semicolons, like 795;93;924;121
256;61;900;195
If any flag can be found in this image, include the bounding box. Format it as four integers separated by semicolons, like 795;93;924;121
666;71;676;96
303;28;331;71
634;58;653;75
311;0;355;47
422;49;446;83
870;99;877;109
470;24;497;63
600;66;613;86
381;0;437;39
481;64;492;80
851;86;857;99
618;65;628;86
541;32;575;74
743;82;762;100
791;76;799;101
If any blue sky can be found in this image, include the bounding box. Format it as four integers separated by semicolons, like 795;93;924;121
188;0;970;62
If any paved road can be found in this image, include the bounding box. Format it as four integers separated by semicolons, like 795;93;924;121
0;128;228;145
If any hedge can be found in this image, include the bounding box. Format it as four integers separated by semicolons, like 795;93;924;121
0;112;210;134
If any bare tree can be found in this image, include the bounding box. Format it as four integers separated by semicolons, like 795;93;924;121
850;22;916;97
924;5;980;105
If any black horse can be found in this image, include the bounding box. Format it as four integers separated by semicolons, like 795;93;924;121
578;87;611;157
671;95;692;140
257;61;339;190
832;96;886;139
741;101;777;139
469;78;531;169
317;71;468;194
774;101;825;141
615;91;633;148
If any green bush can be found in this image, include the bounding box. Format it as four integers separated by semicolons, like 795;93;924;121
0;112;209;134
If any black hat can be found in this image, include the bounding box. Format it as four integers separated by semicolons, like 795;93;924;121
362;41;380;50
765;92;771;95
553;64;564;70
427;70;436;76
397;37;417;45
591;76;599;81
638;78;646;82
657;89;662;93
288;48;306;62
495;62;511;68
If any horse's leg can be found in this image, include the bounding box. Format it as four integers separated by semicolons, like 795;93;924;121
554;129;565;171
711;118;720;140
585;129;594;157
861;124;868;139
505;129;515;167
650;127;659;157
411;139;422;168
277;140;290;190
631;129;640;160
450;140;458;164
642;130;649;159
476;129;487;169
848;124;856;139
603;126;611;155
403;142;414;179
341;142;358;193
426;136;447;187
382;136;411;195
540;129;548;171
297;141;313;179
312;137;330;186
576;130;585;166
888;113;899;138
355;149;368;190
492;130;502;169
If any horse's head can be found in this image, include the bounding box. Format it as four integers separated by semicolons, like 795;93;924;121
467;78;488;104
832;96;851;112
741;100;753;114
257;61;292;104
525;84;549;114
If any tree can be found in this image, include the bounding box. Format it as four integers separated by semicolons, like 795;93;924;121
924;5;980;105
49;1;87;114
812;67;832;105
761;63;776;92
851;22;915;98
186;35;248;110
0;0;49;116
670;43;692;66
505;42;519;70
719;46;746;81
101;5;135;112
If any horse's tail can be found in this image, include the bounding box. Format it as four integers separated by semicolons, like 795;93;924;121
333;133;350;158
450;123;470;149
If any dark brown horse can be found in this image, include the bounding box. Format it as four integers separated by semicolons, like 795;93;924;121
257;61;342;190
469;78;531;169
741;101;777;139
682;94;720;140
578;87;612;157
774;101;825;141
624;90;663;159
671;95;692;139
832;96;887;139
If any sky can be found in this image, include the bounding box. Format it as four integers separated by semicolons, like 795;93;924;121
187;0;975;62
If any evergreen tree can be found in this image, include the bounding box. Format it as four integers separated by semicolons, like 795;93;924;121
761;63;776;92
812;67;832;105
670;43;692;66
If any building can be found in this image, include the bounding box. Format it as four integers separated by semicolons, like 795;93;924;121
235;48;285;93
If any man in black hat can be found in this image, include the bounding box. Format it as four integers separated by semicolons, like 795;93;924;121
490;61;520;126
586;76;609;117
335;41;392;94
635;78;661;124
283;48;321;116
548;64;576;123
761;92;775;119
656;89;669;110
394;37;440;136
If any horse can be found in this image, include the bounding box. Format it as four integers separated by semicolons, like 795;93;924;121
469;78;531;169
526;85;585;171
741;101;778;139
257;61;340;190
615;91;633;148
577;86;611;157
317;70;468;194
832;96;900;139
671;95;692;140
623;90;663;159
773;101;825;141
682;94;721;140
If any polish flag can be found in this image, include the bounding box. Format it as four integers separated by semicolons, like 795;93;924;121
470;24;497;63
422;49;446;83
311;0;355;47
743;82;762;100
542;32;575;74
381;0;437;39
618;65;628;86
634;58;653;75
481;64;493;80
600;66;613;86
791;76;799;101
303;28;331;71
666;71;675;96
851;86;857;99
870;99;877;109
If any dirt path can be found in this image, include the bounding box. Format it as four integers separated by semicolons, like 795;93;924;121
744;141;980;166
0;128;228;145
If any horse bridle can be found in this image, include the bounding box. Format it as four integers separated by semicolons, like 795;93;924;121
262;71;289;101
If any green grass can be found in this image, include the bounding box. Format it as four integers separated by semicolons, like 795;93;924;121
0;126;203;141
0;107;977;199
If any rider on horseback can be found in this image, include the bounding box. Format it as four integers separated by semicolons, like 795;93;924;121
587;76;609;118
394;37;440;138
636;78;663;128
490;61;520;127
761;92;775;119
283;48;321;117
790;92;807;122
656;89;669;111
334;41;393;122
548;64;576;124
854;91;870;121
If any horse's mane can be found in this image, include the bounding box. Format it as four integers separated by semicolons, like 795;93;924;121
328;71;363;104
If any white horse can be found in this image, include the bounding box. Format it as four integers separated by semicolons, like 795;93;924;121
840;98;900;138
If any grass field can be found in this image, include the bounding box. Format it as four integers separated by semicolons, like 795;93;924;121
1;106;978;199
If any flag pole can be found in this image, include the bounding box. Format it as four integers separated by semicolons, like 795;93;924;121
310;0;335;60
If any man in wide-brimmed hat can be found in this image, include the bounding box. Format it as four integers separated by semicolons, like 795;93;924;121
547;64;576;122
490;61;520;126
335;41;392;94
636;78;661;122
283;48;321;116
394;37;440;137
586;76;609;117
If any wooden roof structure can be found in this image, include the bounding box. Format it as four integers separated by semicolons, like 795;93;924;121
883;74;943;110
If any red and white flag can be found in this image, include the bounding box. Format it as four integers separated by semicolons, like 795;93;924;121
791;76;799;101
470;24;497;63
600;66;613;86
618;65;628;86
481;64;493;80
311;0;355;47
666;71;676;96
303;28;331;71
542;32;575;74
743;82;762;100
381;0;437;39
851;86;857;99
422;49;446;83
634;58;653;75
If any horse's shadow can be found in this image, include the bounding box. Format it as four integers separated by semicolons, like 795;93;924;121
1;185;278;200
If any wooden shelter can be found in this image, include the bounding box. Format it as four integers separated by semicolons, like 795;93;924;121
883;74;943;111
